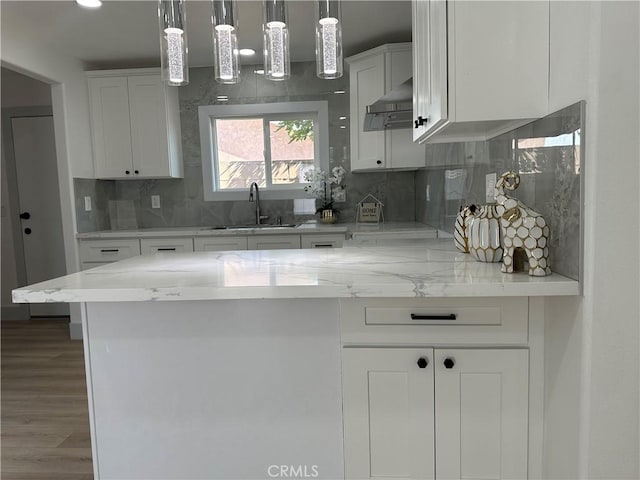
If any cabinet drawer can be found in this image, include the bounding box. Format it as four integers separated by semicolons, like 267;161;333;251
301;234;345;249
341;297;528;345
247;235;301;250
194;236;248;252
79;239;141;263
140;238;194;254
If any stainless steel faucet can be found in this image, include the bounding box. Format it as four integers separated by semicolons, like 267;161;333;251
249;182;268;225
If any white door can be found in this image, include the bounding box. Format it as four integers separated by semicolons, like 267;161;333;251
342;347;435;480
434;349;529;480
12;116;68;316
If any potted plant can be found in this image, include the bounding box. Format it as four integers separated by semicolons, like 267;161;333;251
304;166;346;224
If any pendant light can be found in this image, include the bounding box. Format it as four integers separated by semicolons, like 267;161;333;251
263;0;290;81
212;0;240;84
158;0;189;86
315;0;343;79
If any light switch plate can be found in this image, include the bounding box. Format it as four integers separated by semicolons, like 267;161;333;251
485;173;497;203
151;195;161;209
84;196;92;212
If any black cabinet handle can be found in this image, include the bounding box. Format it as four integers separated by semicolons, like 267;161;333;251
414;116;428;128
376;160;382;165
125;170;130;175
443;357;455;369
411;313;457;320
24;227;32;235
313;244;333;248
157;247;176;251
100;249;119;253
417;357;429;369
19;212;31;220
134;170;139;174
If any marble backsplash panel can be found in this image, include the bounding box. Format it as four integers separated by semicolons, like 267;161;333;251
75;62;416;231
415;102;584;280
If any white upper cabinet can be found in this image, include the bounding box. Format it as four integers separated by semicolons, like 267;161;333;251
347;44;426;171
413;0;550;143
88;69;183;179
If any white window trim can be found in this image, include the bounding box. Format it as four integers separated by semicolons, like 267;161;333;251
199;101;329;201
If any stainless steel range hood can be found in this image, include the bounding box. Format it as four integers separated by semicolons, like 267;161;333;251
363;78;413;131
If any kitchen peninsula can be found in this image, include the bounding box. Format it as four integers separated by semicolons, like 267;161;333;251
13;239;579;480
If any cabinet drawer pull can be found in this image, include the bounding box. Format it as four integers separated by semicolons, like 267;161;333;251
410;313;457;321
313;244;333;248
100;249;120;253
157;247;177;251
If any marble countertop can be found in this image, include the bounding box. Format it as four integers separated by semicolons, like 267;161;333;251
13;239;580;303
75;222;437;239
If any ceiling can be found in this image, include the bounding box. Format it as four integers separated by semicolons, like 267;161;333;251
0;0;412;69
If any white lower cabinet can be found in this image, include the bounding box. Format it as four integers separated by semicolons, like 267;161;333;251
140;237;194;254
342;347;529;480
194;236;249;252
247;235;301;250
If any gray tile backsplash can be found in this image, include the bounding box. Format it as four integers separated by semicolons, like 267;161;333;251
415;102;583;280
73;63;582;280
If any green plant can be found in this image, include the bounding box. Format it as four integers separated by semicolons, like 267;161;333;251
276;120;314;143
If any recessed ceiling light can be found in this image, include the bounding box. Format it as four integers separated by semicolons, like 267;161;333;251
333;90;345;94
339;116;347;120
217;96;229;101
239;48;256;56
340;125;346;129
254;69;265;75
76;0;102;8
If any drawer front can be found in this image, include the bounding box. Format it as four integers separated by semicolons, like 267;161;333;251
79;239;141;263
194;236;248;252
301;234;345;249
140;238;194;254
341;297;528;346
247;235;301;250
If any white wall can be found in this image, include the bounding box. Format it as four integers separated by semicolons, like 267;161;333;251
1;8;95;333
543;2;640;479
1;68;52;108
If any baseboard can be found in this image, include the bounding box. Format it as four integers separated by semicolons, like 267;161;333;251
1;305;30;320
69;321;83;340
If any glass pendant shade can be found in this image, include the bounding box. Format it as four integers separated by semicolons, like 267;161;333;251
315;0;343;79
212;0;240;84
158;0;189;86
263;0;290;81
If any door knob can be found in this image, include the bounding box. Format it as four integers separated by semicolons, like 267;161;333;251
443;357;455;369
417;357;429;369
19;212;30;220
24;227;32;235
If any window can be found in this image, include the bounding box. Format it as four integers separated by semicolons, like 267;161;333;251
199;101;329;201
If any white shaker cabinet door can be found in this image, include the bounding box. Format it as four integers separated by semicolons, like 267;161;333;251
434;349;529;480
89;76;133;178
127;75;172;178
342;348;435;480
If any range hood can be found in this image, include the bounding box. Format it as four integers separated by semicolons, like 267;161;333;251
363;78;413;131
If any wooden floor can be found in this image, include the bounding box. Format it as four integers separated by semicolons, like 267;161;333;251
1;319;93;480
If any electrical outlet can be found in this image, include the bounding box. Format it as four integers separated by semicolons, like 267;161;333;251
485;173;497;203
84;196;92;212
151;195;161;209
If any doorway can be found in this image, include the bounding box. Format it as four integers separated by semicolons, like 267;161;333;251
1;69;69;318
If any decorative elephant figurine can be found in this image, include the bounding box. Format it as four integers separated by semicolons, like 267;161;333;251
495;172;551;276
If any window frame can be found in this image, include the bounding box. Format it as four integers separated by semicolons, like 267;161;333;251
199;101;329;201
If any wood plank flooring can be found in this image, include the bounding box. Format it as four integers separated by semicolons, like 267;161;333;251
1;319;93;479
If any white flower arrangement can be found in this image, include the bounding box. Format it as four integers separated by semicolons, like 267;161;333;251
304;166;346;212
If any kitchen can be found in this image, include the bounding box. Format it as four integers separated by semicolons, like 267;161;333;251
1;1;638;479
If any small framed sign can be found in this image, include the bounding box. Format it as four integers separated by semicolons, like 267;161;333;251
356;194;384;225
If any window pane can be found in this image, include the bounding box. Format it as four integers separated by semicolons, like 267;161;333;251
215;118;265;189
270;119;315;185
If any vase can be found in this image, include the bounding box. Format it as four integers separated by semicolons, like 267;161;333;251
320;209;337;224
467;204;503;262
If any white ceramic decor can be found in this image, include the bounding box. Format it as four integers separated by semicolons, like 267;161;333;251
467;204;503;262
495;172;551;276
